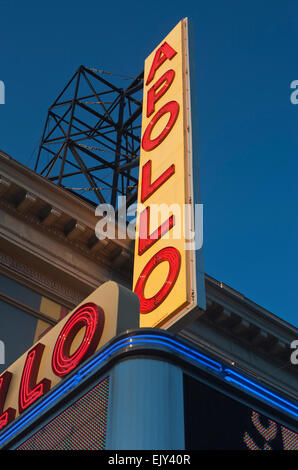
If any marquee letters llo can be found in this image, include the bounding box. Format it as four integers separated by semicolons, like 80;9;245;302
0;303;105;431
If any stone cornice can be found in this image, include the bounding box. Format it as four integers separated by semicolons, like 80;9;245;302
0;152;133;283
0;251;83;308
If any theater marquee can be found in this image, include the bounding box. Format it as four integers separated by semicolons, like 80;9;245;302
133;18;206;330
0;282;139;431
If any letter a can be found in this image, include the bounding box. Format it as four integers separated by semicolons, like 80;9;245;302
146;42;177;85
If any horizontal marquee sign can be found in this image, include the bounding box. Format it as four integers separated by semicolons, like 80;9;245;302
0;282;139;432
133;18;206;330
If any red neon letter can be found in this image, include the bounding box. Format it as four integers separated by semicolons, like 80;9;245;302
0;371;16;430
147;70;175;117
142;101;179;152
141;160;175;203
134;247;181;313
138;206;175;255
146;42;177;85
52;302;105;377
19;343;51;414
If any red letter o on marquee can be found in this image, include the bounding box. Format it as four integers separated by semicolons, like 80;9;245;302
142;101;179;152
52;302;105;377
134;247;181;314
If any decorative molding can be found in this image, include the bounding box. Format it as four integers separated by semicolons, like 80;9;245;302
0;197;133;274
0;251;83;307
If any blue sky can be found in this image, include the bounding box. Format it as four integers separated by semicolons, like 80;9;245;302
0;0;297;326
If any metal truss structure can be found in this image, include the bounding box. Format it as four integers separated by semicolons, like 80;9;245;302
34;65;143;208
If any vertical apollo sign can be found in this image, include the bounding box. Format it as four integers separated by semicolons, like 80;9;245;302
133;18;206;330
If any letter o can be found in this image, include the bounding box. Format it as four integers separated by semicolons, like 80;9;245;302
52;302;105;377
142;101;179;151
134;247;181;313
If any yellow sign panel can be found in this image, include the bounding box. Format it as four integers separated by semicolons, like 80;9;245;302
133;19;205;330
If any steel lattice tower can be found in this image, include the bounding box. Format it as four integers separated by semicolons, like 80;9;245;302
34;65;143;208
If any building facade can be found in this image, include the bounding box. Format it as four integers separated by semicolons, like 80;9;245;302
0;151;297;450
